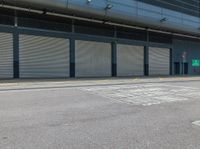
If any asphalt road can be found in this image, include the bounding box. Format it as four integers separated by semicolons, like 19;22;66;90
0;79;200;149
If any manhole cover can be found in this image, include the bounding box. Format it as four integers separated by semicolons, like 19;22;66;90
192;120;200;126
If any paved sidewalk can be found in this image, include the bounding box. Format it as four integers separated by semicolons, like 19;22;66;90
0;76;199;91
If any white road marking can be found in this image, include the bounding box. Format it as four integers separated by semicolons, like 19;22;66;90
0;87;74;93
192;120;200;126
80;83;200;106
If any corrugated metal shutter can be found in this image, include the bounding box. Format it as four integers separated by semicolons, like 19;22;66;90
0;32;13;78
149;47;170;75
117;44;144;76
75;40;111;77
19;34;69;78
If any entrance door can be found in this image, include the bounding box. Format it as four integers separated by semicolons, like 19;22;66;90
174;62;180;75
182;62;188;75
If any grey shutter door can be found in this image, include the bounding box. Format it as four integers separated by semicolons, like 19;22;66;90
19;34;69;78
149;47;170;75
117;44;144;76
0;32;13;78
75;40;111;77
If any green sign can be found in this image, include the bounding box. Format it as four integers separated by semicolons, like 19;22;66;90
192;59;200;67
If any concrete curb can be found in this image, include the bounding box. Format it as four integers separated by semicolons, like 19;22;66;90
0;76;199;91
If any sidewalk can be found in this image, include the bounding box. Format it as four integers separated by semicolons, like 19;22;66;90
0;76;199;91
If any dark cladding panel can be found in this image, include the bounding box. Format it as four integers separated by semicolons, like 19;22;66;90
0;8;15;26
74;21;114;37
117;27;147;41
149;31;172;44
17;11;72;32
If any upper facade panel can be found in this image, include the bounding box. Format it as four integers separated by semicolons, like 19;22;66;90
138;0;200;17
2;0;200;35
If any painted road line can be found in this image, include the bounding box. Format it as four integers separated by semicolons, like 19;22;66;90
192;120;200;126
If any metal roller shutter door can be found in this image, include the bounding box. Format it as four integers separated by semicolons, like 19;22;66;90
117;44;144;76
75;40;111;77
149;47;170;75
19;35;69;78
0;32;13;78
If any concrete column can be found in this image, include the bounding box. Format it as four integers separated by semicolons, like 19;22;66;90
70;38;75;77
144;46;149;76
170;48;173;75
13;28;19;78
111;41;117;77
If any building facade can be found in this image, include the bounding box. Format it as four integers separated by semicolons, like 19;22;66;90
0;0;200;78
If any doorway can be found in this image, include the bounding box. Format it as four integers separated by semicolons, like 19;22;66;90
174;62;180;75
182;62;188;75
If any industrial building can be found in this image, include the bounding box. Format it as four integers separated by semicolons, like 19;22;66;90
0;0;200;78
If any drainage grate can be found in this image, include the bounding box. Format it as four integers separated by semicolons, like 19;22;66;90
192;120;200;126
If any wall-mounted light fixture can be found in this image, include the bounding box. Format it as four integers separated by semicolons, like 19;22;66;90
105;4;113;10
160;17;167;23
42;9;47;15
87;0;92;4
